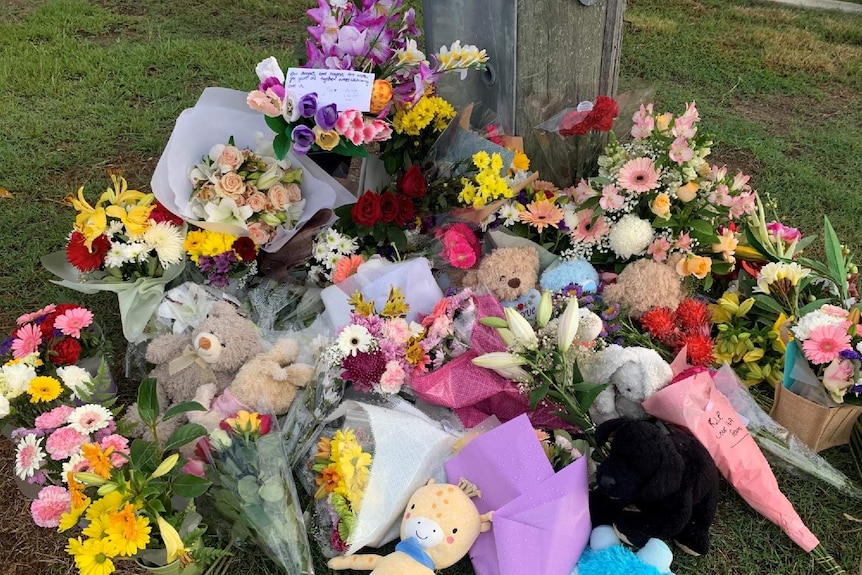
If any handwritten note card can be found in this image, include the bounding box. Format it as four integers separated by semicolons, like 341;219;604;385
285;68;375;112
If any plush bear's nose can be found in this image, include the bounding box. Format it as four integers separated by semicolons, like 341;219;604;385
507;278;520;289
600;475;616;489
198;337;212;350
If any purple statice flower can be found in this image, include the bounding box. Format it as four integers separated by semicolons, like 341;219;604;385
0;336;13;356
839;349;861;361
299;92;319;118
214;251;239;275
292;125;316;154
316;103;338;130
198;255;215;273
259;77;285;99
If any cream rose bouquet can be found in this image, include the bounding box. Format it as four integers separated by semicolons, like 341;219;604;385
189;139;305;247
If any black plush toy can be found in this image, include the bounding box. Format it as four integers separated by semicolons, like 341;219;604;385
589;418;720;556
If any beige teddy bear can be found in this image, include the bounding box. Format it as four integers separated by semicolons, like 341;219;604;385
601;256;687;319
462;246;540;302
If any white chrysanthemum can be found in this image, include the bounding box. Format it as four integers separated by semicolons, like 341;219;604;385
562;204;578;231
324;228;341;248
143;221;185;267
312;242;330;260
0;394;8;419
57;366;93;401
792;310;845;340
336;236;358;255
608;214;654;259
122;242;149;263
499;203;520;226
15;434;46;480
106;220;125;238
104;241;130;268
326;252;341;268
67;404;113;435
336;325;373;357
2;362;37;399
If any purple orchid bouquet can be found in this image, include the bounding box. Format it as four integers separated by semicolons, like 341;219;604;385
247;0;489;160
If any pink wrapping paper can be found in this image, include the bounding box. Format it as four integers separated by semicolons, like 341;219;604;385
642;370;819;552
412;294;569;429
444;414;591;575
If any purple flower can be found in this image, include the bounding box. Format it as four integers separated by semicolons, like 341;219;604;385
259;77;285;99
292;125;316;154
209;274;230;288
336;26;368;57
198;255;215;273
299;92;318;118
840;349;862;361
315;103;338;130
214;251;238;274
401;8;420;37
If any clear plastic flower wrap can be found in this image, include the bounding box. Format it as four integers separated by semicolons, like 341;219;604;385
298;395;459;558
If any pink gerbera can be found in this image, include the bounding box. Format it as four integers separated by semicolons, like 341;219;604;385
802;323;852;365
617;157;660;194
572;210;611;244
30;485;71;528
17;304;56;326
12;323;43;359
54;307;93;338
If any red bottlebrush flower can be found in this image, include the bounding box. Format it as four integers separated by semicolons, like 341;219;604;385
49;336;82;365
341;349;387;392
148;201;184;226
232;237;258;262
641;307;678;342
681;332;714;367
66;231;109;272
675;298;712;333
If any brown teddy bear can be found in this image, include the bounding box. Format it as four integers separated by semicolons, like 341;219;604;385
187;336;316;432
462;245;541;320
601;256;687;319
126;301;263;440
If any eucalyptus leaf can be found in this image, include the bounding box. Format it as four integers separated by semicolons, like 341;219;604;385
238;476;261;504
259;477;286;502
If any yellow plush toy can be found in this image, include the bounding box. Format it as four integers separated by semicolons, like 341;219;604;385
327;478;493;574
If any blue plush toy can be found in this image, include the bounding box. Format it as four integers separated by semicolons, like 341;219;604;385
572;525;674;575
540;258;600;294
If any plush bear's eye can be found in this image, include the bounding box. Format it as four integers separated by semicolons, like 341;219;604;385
499;275;506;282
452;528;458;534
410;504;415;510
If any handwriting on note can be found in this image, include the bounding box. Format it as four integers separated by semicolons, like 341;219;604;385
285;68;374;112
707;410;746;447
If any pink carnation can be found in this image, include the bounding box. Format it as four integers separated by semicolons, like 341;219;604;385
99;434;130;467
45;427;89;461
382;318;412;346
30;485;71;528
378;361;406;394
35;406;75;431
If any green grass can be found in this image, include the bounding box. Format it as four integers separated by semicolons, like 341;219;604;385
1;0;861;574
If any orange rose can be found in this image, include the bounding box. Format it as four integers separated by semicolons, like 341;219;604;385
247;191;268;212
369;79;393;114
267;184;289;211
217;145;244;173
285;183;302;204
676;254;712;279
218;172;245;197
676;182;699;203
650;193;671;219
247;222;274;245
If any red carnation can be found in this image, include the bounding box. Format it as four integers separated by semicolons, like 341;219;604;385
680;332;714;367
641;307;678;343
588;95;619;132
397;165;427;199
675;298;712;334
351;191;382;227
559;109;591;137
232;237;258;262
50;336;81;365
66;231;109;272
148;201;184;226
379;191;399;224
395;195;415;226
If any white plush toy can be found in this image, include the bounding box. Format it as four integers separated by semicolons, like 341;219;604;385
583;345;673;424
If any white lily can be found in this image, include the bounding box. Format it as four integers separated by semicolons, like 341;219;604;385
492;365;533;383
504;307;538;350
537;291;553;328
204;197;253;227
497;327;516;347
557;298;581;353
472;352;526;369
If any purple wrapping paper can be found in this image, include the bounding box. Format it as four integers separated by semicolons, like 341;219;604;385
444;414;591;575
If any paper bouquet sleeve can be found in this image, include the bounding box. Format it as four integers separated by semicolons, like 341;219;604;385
444;414;591;575
641;370;820;552
151;87;357;253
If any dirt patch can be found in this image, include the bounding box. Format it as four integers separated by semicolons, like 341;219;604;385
708;145;765;180
730;87;856;138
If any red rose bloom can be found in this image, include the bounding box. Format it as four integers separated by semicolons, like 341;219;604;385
50;336;82;365
379;191;399;223
351;191;382;227
232;237;258;262
395;196;415;226
66;231;110;272
397;165;427;198
148;201;184;226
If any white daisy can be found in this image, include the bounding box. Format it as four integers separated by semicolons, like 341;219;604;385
324;228;341;248
326;252;341;269
312;242;330;260
104;240;130;268
56;366;93;401
67;404;113;435
336;236;358;255
122;242;149;263
336;325;373;357
499;203;520;226
15;434;46;480
106;220;125;238
143;221;185;267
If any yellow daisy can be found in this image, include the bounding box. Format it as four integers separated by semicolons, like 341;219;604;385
106;503;151;556
66;536;120;575
28;376;62;403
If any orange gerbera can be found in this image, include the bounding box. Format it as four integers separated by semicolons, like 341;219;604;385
67;471;89;510
333;255;365;283
315;464;342;499
519;200;564;233
81;443;115;478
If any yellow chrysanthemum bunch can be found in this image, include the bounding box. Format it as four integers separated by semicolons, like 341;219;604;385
184;229;237;264
458;151;513;209
392;96;456;136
